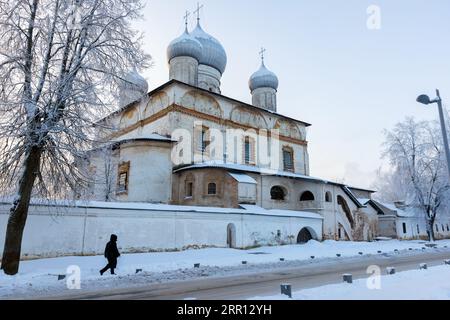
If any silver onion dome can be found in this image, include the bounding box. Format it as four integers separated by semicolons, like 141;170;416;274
249;62;279;91
191;22;227;74
119;69;148;107
123;70;149;93
167;28;203;63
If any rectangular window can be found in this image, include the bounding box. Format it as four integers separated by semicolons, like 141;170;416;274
186;182;193;198
244;137;255;165
283;148;294;172
117;162;130;194
417;225;420;234
195;126;209;154
402;223;407;234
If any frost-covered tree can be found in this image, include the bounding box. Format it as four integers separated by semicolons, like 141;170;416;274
0;0;151;275
381;117;450;241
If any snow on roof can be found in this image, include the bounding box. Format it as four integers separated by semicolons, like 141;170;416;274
0;198;321;220
377;201;399;212
174;161;325;183
113;133;176;143
228;172;257;184
396;206;418;218
239;205;323;220
357;198;371;205
373;200;419;218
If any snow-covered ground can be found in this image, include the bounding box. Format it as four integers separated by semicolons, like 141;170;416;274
1;239;450;299
252;265;450;300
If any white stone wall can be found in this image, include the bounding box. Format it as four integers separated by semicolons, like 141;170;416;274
0;202;323;259
88;140;173;204
116;141;173;203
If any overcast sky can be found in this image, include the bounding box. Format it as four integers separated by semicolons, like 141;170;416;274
132;0;450;189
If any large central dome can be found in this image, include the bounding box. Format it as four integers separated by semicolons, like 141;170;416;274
191;22;227;74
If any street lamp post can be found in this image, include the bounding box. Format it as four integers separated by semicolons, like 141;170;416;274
417;89;450;181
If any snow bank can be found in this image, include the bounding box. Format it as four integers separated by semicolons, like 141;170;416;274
2;239;450;298
252;265;450;300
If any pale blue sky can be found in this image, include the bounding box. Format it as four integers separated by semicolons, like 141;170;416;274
133;0;450;189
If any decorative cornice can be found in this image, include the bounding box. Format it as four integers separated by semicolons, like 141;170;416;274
109;104;308;146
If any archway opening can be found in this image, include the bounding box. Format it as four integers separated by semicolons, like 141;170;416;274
297;228;313;244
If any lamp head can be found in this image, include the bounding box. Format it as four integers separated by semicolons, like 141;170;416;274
417;94;432;105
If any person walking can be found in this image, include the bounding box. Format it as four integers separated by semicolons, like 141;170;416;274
100;234;121;275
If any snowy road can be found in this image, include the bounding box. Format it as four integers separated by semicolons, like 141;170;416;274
38;249;450;300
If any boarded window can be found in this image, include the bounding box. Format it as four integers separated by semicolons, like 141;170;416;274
282;147;294;172
117;161;130;194
207;183;217;195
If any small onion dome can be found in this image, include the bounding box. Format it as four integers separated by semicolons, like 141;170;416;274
191;22;227;74
249;62;279;91
167;28;203;63
123;69;149;94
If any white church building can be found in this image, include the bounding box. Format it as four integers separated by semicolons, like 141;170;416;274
1;15;382;259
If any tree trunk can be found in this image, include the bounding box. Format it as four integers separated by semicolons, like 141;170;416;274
1;147;41;275
427;213;435;242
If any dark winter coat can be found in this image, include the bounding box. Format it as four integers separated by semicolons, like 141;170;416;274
104;234;120;262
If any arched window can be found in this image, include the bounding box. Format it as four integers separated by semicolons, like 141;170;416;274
271;186;286;201
207;183;217;195
300;191;315;202
325;192;332;202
